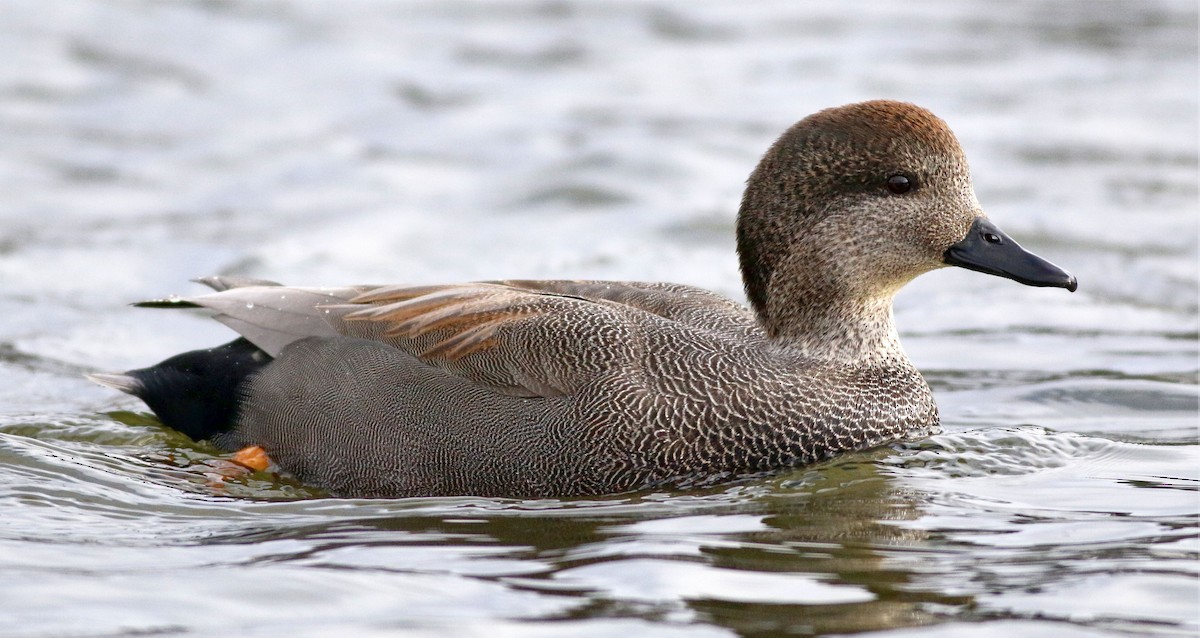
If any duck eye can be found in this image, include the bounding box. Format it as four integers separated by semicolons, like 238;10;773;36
886;174;913;195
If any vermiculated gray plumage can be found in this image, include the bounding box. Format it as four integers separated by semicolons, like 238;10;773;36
90;101;1076;498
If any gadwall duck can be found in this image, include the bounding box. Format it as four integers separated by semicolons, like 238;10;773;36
90;100;1077;498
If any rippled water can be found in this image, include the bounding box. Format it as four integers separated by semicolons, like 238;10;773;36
1;1;1196;636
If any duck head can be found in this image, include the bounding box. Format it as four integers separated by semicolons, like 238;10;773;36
737;100;1076;349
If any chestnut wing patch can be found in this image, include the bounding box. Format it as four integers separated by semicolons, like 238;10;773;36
325;283;637;398
338;283;590;361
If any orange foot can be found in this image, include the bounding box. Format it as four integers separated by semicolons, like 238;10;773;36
203;445;273;487
230;445;272;472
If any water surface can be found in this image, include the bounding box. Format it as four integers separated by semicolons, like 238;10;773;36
0;1;1196;636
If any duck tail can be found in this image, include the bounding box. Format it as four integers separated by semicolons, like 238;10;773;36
87;338;270;444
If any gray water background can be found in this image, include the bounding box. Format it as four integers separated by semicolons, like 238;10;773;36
0;1;1196;636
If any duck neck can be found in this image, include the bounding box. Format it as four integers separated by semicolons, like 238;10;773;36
759;283;905;365
736;189;912;364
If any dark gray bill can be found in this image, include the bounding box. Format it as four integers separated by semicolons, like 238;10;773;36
944;217;1077;292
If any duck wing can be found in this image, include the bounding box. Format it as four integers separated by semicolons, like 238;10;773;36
137;278;757;399
488;280;760;340
135;280;375;357
319;282;652;397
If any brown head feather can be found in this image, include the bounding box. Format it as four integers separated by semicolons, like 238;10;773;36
737;100;980;348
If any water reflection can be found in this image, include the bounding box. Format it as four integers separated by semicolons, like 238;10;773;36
184;456;977;635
